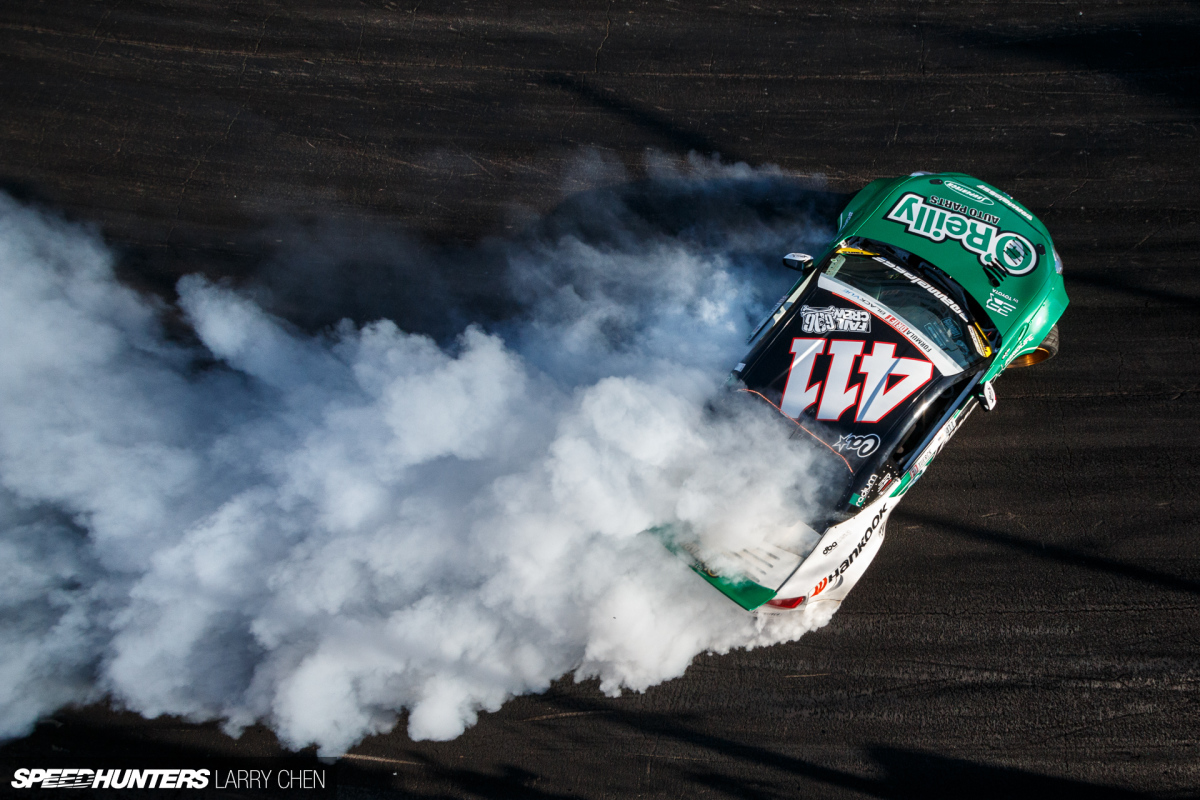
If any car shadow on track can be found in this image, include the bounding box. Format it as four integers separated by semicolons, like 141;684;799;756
3;666;1162;800
1065;270;1200;311
901;511;1200;597
952;17;1200;113
381;699;1153;800
682;744;1150;800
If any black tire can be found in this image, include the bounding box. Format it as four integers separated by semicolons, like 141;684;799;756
1010;324;1059;367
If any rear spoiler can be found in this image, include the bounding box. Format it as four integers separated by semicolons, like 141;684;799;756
691;565;776;611
650;524;806;612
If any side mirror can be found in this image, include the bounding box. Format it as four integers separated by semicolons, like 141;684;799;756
979;380;997;411
782;253;813;272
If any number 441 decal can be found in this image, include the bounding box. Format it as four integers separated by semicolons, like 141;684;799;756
780;338;934;423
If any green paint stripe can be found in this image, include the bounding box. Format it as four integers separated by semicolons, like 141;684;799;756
649;524;777;611
691;565;776;611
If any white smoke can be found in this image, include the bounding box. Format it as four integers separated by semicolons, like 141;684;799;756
0;156;841;753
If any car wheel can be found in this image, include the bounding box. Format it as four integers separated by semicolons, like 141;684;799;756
1010;324;1059;367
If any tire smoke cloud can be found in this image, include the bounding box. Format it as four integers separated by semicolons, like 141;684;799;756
0;154;843;753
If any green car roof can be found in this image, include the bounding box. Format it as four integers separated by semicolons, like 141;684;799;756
832;173;1068;379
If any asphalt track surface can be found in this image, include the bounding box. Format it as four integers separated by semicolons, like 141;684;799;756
2;1;1199;797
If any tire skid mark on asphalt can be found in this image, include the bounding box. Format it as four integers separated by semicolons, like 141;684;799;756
520;710;607;723
342;753;425;766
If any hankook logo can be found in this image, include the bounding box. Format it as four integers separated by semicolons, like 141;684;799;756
944;181;994;205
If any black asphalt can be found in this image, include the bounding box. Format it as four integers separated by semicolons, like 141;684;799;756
2;1;1198;797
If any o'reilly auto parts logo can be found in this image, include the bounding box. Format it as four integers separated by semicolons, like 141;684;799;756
886;192;1038;276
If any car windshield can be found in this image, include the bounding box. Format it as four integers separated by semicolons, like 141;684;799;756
824;249;986;370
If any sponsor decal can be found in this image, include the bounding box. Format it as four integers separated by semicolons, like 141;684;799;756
809;573;843;598
886;193;1039;276
967;323;991;357
833;433;880;458
823;541;838;555
944;180;994;206
811;503;889;597
985;288;1018;317
975;183;1034;221
836;245;880;257
780;337;935;424
858;470;897;506
800;304;871;334
944;412;961;438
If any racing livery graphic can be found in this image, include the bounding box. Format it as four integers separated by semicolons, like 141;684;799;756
832;433;880;458
886;192;1039;275
665;172;1068;613
799;304;871;334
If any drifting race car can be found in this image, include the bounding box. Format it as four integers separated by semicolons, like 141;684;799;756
680;172;1067;612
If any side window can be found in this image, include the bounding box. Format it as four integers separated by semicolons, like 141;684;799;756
891;373;975;464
